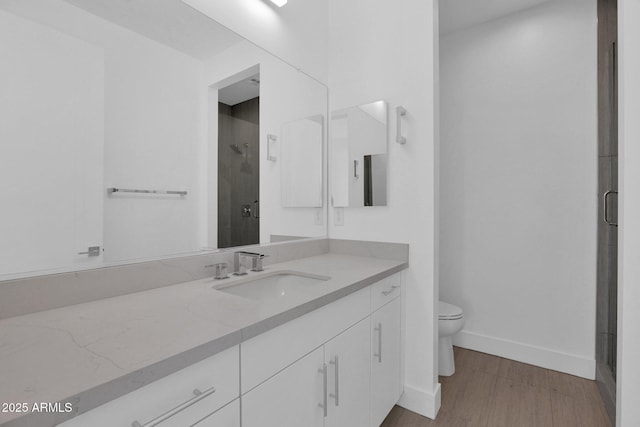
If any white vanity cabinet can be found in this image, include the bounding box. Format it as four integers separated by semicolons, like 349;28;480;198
241;318;371;427
57;345;239;427
240;287;371;427
241;272;403;427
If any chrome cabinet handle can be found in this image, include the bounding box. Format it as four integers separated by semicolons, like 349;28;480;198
604;190;618;227
381;285;400;296
318;363;328;417
267;134;277;161
396;106;407;144
131;386;216;427
354;160;359;179
374;323;382;363
329;356;339;407
78;246;100;257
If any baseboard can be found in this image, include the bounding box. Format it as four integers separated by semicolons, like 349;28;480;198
453;330;596;379
397;383;441;419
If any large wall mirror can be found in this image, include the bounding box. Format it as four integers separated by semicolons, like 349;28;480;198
281;115;324;208
0;0;327;279
331;100;388;207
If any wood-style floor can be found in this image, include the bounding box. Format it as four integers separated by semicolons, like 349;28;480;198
381;347;612;427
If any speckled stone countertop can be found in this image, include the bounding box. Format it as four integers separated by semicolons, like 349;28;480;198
0;252;407;427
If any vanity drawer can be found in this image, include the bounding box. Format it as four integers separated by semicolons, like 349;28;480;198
193;399;240;427
59;346;239;427
241;286;370;393
371;273;402;311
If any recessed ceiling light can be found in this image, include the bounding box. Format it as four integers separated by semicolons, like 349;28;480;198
268;0;288;7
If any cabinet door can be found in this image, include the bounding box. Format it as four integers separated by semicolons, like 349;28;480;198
241;287;370;393
324;318;371;427
242;347;325;427
193;399;240;427
371;297;402;426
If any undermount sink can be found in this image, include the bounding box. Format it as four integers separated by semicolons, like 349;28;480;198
214;270;331;301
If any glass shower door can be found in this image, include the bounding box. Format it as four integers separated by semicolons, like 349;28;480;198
596;7;618;421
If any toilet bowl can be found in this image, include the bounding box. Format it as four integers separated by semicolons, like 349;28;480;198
438;301;464;376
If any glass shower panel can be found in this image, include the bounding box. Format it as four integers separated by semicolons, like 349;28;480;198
596;7;617;421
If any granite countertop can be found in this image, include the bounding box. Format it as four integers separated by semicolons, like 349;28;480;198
0;253;407;427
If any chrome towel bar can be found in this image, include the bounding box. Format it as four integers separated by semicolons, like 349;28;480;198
107;188;187;196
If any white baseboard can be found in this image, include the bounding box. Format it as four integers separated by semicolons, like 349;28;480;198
453;330;596;379
397;383;441;419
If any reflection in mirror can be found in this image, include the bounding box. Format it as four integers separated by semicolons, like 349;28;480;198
0;0;327;279
281;115;324;208
364;154;388;206
331;100;388;207
217;74;260;249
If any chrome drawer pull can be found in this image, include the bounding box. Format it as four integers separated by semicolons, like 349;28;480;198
318;363;328;417
374;323;383;363
131;386;216;427
329;356;339;407
381;285;400;296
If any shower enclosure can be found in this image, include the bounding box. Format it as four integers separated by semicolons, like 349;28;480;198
596;0;617;422
218;96;260;248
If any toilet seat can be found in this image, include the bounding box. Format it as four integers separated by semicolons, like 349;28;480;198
439;301;463;320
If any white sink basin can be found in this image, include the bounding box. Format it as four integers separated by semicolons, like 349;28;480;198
214;270;330;301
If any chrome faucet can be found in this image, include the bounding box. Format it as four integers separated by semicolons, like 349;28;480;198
204;262;229;280
233;251;266;275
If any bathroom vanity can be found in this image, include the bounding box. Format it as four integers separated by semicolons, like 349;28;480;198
0;240;407;427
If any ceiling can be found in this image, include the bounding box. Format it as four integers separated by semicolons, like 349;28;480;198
218;74;261;106
63;0;243;60
439;0;552;35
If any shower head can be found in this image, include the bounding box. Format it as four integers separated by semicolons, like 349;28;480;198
229;144;243;154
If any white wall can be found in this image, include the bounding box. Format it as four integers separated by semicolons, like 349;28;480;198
328;0;440;418
204;41;328;245
2;0;207;264
617;0;640;424
281;116;323;207
439;0;598;378
182;0;328;84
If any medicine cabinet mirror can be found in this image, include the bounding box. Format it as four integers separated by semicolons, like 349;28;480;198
0;0;327;279
331;100;388;207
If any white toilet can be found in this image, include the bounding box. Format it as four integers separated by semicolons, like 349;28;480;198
438;301;465;376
